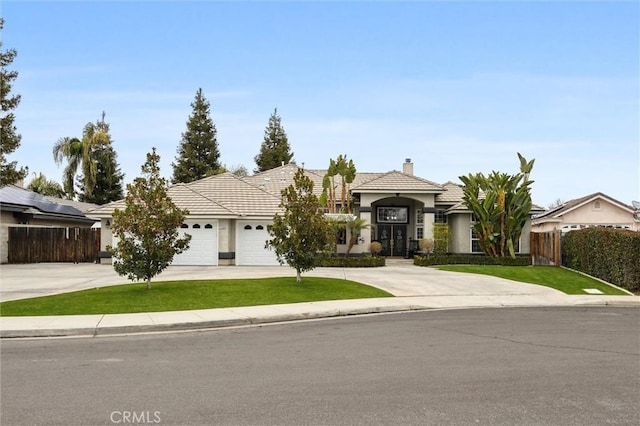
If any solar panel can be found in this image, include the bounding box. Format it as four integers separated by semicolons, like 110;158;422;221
0;185;86;217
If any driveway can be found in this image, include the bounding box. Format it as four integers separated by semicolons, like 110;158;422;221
0;260;561;302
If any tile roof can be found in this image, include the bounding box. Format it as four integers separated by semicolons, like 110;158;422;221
186;173;282;217
352;171;444;192
437;181;465;203
86;164;546;219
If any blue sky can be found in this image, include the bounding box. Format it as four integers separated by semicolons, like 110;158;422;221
3;0;639;208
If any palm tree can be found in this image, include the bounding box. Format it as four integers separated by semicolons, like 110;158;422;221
53;113;111;198
345;217;369;255
27;172;65;198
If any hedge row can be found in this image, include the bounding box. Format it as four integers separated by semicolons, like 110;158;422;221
562;229;640;293
414;254;531;267
320;256;386;267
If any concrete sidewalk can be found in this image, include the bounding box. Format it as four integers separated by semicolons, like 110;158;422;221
2;294;638;338
1;261;638;338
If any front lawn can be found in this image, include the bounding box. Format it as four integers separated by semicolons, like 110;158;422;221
435;265;629;295
0;277;393;316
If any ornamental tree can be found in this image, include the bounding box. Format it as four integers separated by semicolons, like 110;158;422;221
266;168;334;283
459;153;534;258
320;154;357;213
109;148;191;290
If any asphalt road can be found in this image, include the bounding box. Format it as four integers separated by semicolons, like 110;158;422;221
2;307;638;426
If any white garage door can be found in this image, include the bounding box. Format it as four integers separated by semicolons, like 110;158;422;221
172;220;218;266
236;221;280;266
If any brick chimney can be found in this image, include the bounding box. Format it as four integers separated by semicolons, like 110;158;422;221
402;158;413;175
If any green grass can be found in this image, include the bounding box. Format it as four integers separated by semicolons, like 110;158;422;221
435;265;629;296
0;277;393;317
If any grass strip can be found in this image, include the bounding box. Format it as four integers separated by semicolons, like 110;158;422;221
435;265;629;295
0;277;393;316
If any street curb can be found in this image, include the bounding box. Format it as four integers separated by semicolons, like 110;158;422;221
3;300;638;338
0;305;422;338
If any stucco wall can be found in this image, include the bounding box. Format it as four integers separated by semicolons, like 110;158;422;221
448;213;471;253
0;211;14;263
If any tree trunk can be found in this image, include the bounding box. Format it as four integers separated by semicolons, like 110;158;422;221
296;269;302;283
146;277;152;290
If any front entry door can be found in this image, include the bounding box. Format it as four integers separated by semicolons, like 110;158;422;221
378;224;407;257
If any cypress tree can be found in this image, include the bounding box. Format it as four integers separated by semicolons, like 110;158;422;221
172;88;221;183
254;108;294;173
0;18;28;185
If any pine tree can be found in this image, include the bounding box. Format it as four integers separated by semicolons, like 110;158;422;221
254;108;294;173
109;148;191;290
172;88;221;183
0;18;28;186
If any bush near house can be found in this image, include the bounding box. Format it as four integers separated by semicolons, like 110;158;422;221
414;254;531;267
321;255;385;267
562;228;640;293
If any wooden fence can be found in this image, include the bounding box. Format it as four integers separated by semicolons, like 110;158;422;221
530;231;561;266
8;227;101;264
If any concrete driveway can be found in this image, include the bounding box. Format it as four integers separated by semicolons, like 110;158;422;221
0;260;562;302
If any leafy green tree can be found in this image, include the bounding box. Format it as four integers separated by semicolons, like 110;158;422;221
267;168;334;282
52;112;112;198
27;173;65;198
109;148;191;290
77;142;124;204
459;153;534;258
254;108;294;173
172;88;222;183
0;18;28;186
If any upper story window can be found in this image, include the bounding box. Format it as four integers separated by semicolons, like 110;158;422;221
434;209;447;224
416;209;424;225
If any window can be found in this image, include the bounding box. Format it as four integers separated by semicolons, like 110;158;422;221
434;209;447;224
244;225;252;230
205;224;213;229
256;225;264;230
336;228;346;245
193;224;201;229
416;209;424;225
471;228;482;253
180;224;188;229
416;227;424;240
377;207;408;223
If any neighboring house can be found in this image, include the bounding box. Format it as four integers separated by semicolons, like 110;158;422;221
0;185;98;263
532;192;640;235
88;159;543;266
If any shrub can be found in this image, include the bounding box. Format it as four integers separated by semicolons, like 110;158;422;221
562;228;640;293
414;254;531;267
419;238;434;254
320;256;386;267
433;224;450;254
369;241;382;256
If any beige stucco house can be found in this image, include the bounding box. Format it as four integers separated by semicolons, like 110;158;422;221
88;159;543;266
531;192;640;234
